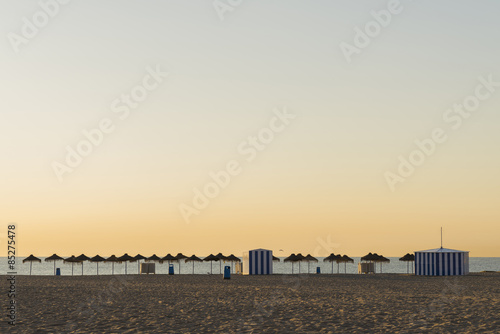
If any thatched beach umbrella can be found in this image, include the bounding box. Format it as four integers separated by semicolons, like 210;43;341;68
76;254;90;275
161;254;177;273
226;254;241;273
64;255;81;276
272;255;280;262
373;253;390;273
284;254;298;274
89;255;105;275
146;254;161;262
203;254;217;274
303;254;318;274
215;253;228;274
175;253;188;274
118;254;134;275
399;253;415;274
133;254;146;273
23;255;42;275
185;255;203;274
105;255;120;275
337;255;354;274
45;254;64;275
361;253;378;262
323;253;340;274
295;253;305;273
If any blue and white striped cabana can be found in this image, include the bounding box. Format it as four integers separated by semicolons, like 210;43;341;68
415;247;469;276
243;249;273;275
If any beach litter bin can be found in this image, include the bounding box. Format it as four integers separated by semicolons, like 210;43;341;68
56;268;61;276
316;267;321;274
169;264;174;275
224;266;231;279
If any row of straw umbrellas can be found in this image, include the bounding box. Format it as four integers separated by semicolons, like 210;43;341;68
22;253;243;276
22;252;417;275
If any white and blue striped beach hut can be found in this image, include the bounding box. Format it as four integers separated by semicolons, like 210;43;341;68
415;247;469;276
243;249;273;275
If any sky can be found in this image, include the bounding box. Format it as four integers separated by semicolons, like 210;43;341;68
1;0;499;257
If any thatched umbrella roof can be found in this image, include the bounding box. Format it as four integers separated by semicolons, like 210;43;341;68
214;253;228;274
45;254;63;262
203;254;218;274
185;255;203;263
337;255;354;274
338;255;354;263
272;256;280;262
324;253;340;273
304;254;318;262
45;254;64;275
64;255;80;263
227;254;241;262
23;254;42;275
118;254;135;275
399;253;415;274
323;253;339;262
399;253;415;262
133;254;147;261
283;253;300;274
215;253;228;261
132;254;146;274
203;254;218;261
175;253;188;260
89;255;106;275
361;253;378;262
105;255;120;275
303;254;318;273
76;254;90;261
105;255;120;262
63;255;80;276
185;255;203;274
145;254;161;262
118;253;134;262
75;254;91;276
23;254;41;263
161;254;177;263
371;253;390;273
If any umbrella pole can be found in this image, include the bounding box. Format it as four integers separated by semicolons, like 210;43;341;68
30;262;33;276
54;262;56;276
211;261;213;274
345;262;347;274
332;262;333;274
82;263;84;276
193;261;195;274
97;263;99;276
112;262;114;275
72;263;74;276
337;263;339;274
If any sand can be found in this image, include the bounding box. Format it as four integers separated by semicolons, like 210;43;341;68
1;273;499;333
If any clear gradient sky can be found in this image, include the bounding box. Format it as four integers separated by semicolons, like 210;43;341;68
1;0;499;257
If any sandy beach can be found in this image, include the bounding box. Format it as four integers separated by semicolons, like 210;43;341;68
2;273;499;333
